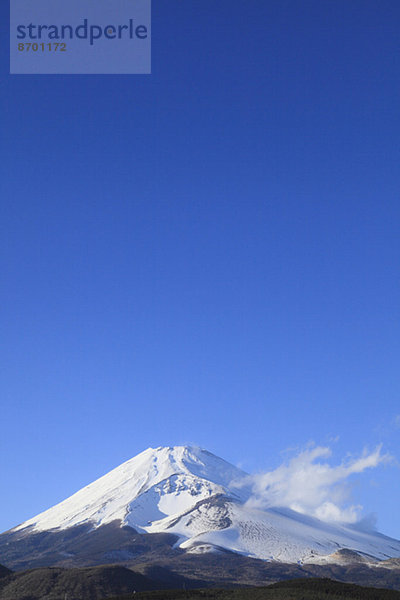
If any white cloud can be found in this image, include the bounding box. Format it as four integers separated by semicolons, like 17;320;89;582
232;444;391;526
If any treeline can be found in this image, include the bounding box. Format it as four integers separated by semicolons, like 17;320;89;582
106;578;400;600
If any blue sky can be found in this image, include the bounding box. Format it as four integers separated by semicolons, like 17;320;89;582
1;1;399;538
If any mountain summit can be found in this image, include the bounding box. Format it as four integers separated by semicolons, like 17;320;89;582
4;445;400;566
15;446;246;534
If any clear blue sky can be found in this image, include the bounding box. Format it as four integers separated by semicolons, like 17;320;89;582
1;1;399;539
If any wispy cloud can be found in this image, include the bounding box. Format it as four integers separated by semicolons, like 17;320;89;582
232;444;391;526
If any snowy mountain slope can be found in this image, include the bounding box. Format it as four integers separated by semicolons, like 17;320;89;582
10;446;400;564
14;446;246;533
173;501;400;563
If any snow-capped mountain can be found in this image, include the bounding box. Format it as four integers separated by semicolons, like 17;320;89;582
14;446;245;534
6;446;400;565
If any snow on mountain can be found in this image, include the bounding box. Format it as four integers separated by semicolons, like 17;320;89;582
13;446;400;564
14;446;246;533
